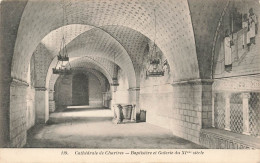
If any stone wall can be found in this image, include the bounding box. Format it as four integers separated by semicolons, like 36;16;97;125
54;71;104;107
49;90;55;112
26;53;36;128
32;44;53;88
9;79;28;147
54;75;73;108
29;44;53;123
102;92;111;108
113;68;130;104
140;84;173;130
48;74;59;112
26;87;35;129
89;73;102;106
172;81;212;144
0;0;28;147
140;81;212;144
138;41;213;144
35;88;48;123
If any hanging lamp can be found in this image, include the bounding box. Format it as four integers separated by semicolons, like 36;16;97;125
52;0;72;75
146;8;164;77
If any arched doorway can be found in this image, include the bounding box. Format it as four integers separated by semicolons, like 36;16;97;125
72;73;89;105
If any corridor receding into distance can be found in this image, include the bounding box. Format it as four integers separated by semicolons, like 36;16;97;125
0;0;259;149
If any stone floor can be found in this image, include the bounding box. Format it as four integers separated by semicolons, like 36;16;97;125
25;106;205;149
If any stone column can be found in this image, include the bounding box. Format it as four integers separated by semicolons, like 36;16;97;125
102;92;106;107
224;93;231;131
102;92;109;108
201;80;214;128
212;93;216;127
9;79;29;147
111;86;117;111
49;90;56;113
242;93;250;135
171;79;213;144
35;87;49;123
128;87;140;114
131;105;136;121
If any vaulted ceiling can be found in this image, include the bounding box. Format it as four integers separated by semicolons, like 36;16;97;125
11;0;199;84
1;0;237;87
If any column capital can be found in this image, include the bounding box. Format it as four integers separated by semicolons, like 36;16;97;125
128;87;140;91
111;86;118;92
10;78;29;87
223;92;232;98
35;87;47;91
241;92;250;99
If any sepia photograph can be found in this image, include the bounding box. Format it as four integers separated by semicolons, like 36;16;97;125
0;0;259;162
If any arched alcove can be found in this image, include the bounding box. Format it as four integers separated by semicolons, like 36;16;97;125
72;73;89;106
54;69;107;109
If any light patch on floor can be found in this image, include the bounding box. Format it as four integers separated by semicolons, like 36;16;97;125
26;107;205;149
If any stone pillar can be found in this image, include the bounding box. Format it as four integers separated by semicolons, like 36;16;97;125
212;93;216;127
102;92;106;107
224;93;231;131
131;104;137;121
136;89;140;114
128;87;140;113
35;87;49;123
102;91;111;108
0;77;11;147
201;80;214;128
49;90;56;113
111;86;117;111
171;79;213;144
242;93;250;135
9;79;29;147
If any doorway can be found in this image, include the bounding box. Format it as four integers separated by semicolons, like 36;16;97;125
72;73;89;105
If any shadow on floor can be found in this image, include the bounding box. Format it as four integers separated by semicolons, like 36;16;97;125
47;117;113;125
55;107;109;112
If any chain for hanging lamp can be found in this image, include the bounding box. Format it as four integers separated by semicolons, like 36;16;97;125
53;0;72;75
146;8;164;77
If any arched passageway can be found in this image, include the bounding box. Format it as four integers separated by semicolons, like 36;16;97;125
54;70;106;109
0;0;259;151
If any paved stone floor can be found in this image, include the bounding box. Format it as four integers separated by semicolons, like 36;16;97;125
25;107;205;148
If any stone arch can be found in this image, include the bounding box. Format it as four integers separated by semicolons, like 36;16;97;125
47;56;114;91
49;65;111;112
41;25;136;90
